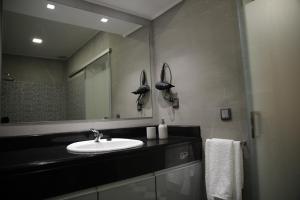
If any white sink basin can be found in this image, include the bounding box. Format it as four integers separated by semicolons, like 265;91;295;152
67;138;144;153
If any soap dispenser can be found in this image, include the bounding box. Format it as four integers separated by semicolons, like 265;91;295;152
158;119;168;139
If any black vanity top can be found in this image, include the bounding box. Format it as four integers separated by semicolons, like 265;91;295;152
0;136;200;174
0;126;202;199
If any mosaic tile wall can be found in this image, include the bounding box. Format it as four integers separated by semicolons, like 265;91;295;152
1;81;66;123
66;73;85;120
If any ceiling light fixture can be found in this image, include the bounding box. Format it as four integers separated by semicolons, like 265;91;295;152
32;38;43;44
47;3;55;10
100;18;109;23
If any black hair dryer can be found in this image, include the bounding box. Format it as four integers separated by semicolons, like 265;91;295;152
132;70;150;111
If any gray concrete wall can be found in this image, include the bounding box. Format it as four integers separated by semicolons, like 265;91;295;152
153;0;247;141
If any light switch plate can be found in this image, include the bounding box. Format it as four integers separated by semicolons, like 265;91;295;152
220;108;232;121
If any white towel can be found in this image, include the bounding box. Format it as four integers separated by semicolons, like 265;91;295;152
205;139;244;200
233;141;244;200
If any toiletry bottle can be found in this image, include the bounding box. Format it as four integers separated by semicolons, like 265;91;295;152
158;119;168;139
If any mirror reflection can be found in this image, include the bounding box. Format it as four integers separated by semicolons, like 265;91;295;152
1;0;152;123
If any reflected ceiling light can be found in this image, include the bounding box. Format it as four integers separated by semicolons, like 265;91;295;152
32;38;43;44
47;3;55;10
100;18;109;23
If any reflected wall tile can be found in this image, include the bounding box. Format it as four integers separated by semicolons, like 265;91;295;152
1;81;67;122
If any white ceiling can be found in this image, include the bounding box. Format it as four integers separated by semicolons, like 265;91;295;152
3;0;141;36
85;0;183;20
2;0;144;60
2;0;182;59
3;11;99;60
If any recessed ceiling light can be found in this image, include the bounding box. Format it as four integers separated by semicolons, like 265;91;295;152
100;18;109;23
47;3;55;10
32;38;43;44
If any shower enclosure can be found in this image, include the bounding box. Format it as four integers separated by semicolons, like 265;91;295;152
237;0;300;199
84;52;111;120
1;49;112;123
67;49;112;121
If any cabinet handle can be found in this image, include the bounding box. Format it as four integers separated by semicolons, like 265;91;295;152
179;152;189;160
250;111;261;138
250;111;255;138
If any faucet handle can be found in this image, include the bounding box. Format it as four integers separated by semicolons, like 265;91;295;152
90;128;99;138
89;128;99;135
90;128;103;142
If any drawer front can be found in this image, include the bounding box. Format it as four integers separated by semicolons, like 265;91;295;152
100;176;156;200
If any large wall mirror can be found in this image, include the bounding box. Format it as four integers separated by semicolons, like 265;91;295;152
1;0;152;124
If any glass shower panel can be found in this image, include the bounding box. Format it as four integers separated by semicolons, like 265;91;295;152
84;53;111;120
239;0;300;199
67;71;85;120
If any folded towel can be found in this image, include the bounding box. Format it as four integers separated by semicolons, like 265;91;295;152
233;141;244;200
205;139;244;200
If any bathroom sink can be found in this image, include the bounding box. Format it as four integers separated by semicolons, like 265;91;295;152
67;138;144;153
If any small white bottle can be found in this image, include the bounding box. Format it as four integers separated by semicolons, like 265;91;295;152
158;119;168;139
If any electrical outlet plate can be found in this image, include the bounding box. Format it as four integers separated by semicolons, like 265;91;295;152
172;97;179;109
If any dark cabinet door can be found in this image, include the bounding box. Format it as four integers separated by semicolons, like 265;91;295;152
100;176;156;200
156;162;203;200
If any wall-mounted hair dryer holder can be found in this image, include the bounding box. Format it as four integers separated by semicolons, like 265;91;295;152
132;70;150;111
155;63;179;109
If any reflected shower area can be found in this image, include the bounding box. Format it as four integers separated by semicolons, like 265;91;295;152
67;51;111;121
1;51;111;123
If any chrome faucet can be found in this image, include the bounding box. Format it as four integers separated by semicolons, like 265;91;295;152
90;128;103;143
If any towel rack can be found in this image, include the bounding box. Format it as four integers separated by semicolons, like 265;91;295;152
207;138;247;146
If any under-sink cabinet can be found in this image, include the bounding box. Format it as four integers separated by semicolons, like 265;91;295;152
50;162;202;200
156;161;201;200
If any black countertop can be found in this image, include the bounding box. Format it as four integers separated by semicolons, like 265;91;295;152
0;136;199;174
0;126;202;199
